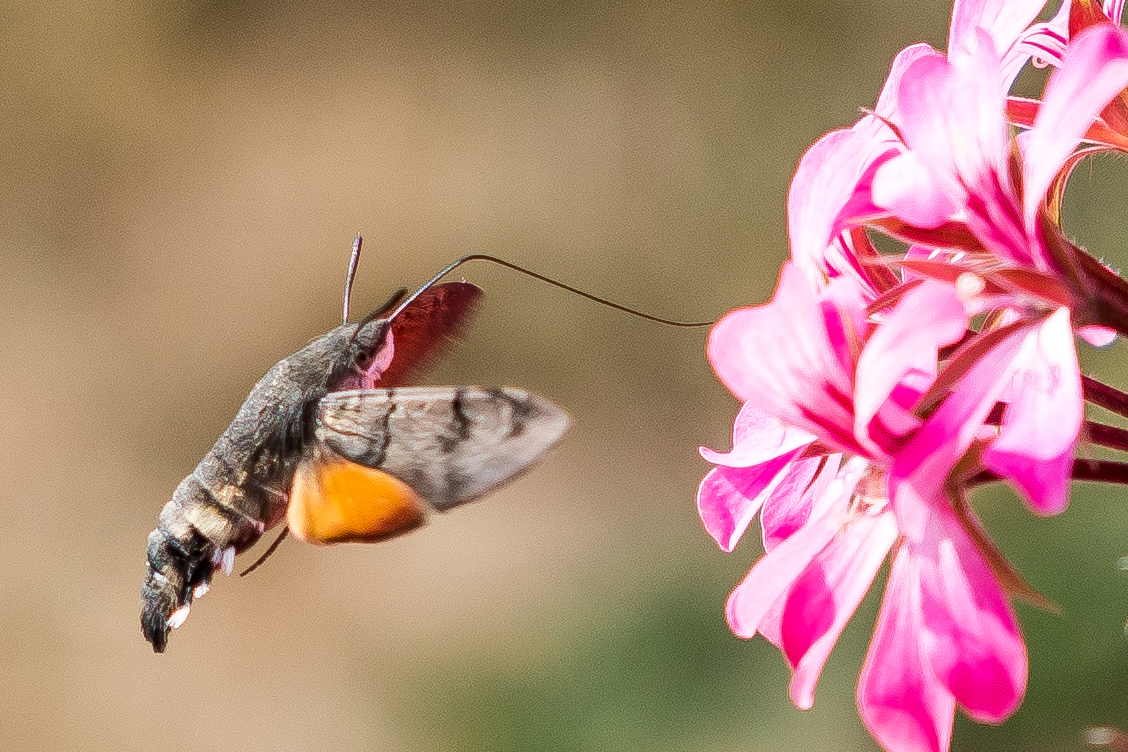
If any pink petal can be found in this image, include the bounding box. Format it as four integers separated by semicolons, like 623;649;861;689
1078;325;1116;347
698;402;816;553
917;509;1027;722
872;151;959;228
891;320;1030;540
752;591;787;650
874;44;940;119
707;263;817;404
1111;0;1126;26
982;308;1081;515
788;44;935;284
858;546;956;752
707;264;860;450
699;401;815;468
761;454;842;550
892;34;1032;264
854;281;969;451
1000;0;1070;85
1025;25;1128;235
697;459;792;553
782;509;899;710
725;514;839;639
874;51;969;222
725;463;862;639
789;128;876;284
949;0;1048;59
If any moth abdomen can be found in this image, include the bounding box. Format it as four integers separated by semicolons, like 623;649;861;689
140;469;283;652
140;524;215;652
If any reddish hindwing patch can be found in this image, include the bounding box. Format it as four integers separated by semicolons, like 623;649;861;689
375;282;482;386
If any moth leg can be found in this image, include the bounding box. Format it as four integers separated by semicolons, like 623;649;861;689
239;526;289;577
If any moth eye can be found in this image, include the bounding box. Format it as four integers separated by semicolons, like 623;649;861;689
350;324;394;376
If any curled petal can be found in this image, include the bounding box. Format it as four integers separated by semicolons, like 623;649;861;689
1000;0;1070;84
1025;25;1128;235
889;34;1035;265
698;402;818;551
699;401;815;468
899;41;1010;202
874;44;940;119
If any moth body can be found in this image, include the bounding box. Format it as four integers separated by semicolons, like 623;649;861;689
141;320;373;651
140;282;568;652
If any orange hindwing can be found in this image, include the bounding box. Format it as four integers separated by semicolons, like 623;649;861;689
288;457;427;545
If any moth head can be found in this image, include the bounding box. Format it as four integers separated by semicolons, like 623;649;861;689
320;284;401;391
331;279;482;393
345;316;395;387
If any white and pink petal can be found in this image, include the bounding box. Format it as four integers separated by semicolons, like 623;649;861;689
982;308;1082;515
916;509;1028;722
858;546;956;752
725;459;865;639
707;264;861;450
949;0;1049;62
854;281;969;452
783;506;899;710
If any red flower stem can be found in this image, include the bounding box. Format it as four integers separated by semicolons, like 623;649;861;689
1083;375;1128;419
1086;421;1128;452
967;460;1128;488
1071;459;1128;484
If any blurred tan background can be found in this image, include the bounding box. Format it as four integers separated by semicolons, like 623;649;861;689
3;1;1128;750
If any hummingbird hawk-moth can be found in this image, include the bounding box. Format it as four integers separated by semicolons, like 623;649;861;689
140;241;569;652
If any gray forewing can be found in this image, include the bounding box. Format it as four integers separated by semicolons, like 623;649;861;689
316;387;569;510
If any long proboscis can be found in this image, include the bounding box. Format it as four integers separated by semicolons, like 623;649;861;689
386;252;715;328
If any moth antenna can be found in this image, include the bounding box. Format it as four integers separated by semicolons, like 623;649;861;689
342;233;363;324
387;254;715;328
239;526;290;577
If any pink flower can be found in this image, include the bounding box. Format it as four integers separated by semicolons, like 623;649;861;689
783;4;1128;521
700;263;1034;751
790;10;1128;338
701;4;1128;752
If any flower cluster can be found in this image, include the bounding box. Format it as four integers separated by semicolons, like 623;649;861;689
698;2;1128;751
